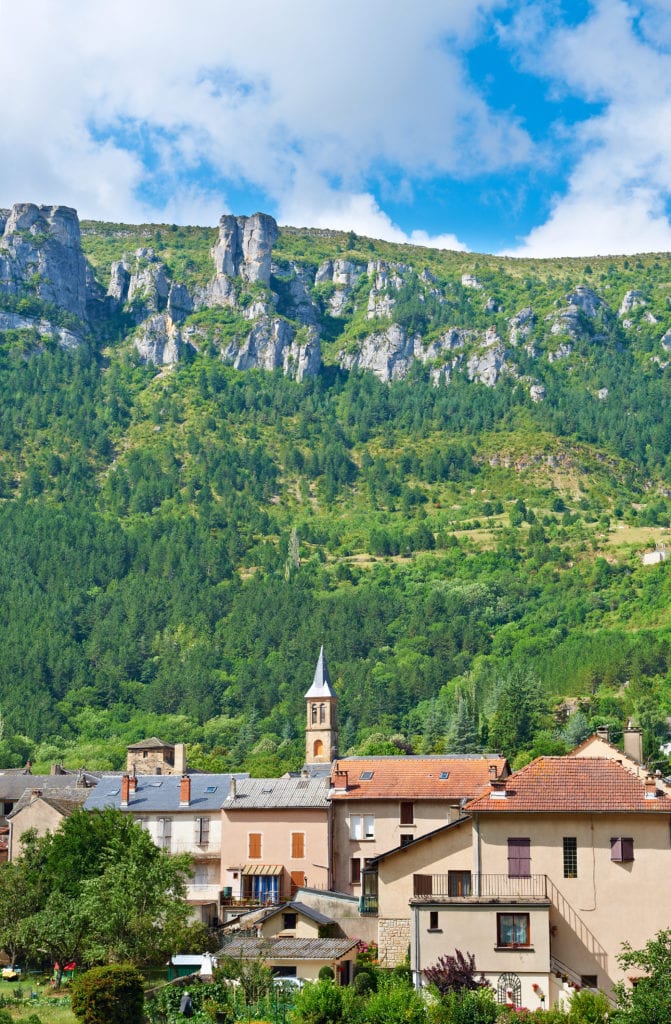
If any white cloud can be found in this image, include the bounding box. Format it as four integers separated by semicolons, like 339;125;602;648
278;181;468;250
0;0;527;242
502;0;671;256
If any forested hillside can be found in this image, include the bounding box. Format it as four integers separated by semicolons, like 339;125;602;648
1;204;671;775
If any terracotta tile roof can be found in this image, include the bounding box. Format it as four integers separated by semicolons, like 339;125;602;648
464;757;671;814
329;755;509;800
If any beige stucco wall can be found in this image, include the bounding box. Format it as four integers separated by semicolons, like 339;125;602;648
260;914;321;939
331;798;462;894
222;808;330;898
293;889;378;945
413;901;551;1010
377;819;473;919
10;800;66;860
475;809;671;996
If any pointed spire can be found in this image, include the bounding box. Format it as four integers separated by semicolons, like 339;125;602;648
304;646;338;698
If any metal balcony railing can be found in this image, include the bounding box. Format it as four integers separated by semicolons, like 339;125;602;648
413;873;548;899
358;895;379;916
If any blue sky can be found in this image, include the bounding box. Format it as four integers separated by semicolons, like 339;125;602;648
2;0;671;256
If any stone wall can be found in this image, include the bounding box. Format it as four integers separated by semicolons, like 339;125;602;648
378;918;411;967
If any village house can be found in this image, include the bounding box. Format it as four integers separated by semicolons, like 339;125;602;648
84;771;247;926
4;768;99;861
406;756;671;1008
221;775;331;910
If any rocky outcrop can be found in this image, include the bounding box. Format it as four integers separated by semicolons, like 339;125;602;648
461;274;483;290
315;258;365;315
467;335;509;386
212;213;278;287
339;324;419;381
127;249;171;315
0;310;83;349
546;286;611;340
218;316;319;380
619;289;646;316
509;307;534;345
0;203;89;319
134;313;184;365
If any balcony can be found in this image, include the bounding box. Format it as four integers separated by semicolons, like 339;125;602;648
358;895;379;916
413;873;549;900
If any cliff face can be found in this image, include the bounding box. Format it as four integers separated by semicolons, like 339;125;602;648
4;202;671;397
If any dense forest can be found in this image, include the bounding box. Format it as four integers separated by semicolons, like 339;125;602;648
1;211;671;775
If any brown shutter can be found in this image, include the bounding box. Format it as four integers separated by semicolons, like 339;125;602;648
291;832;305;858
248;833;262;858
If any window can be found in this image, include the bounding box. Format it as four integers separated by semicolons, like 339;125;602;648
319;703;326;723
351;858;361;884
448;871;472;896
611;837;634;862
311;703;318;724
400;801;414;825
400;834;414;847
313;739;324;758
291;832;305;859
429;911;440;931
157;817;172;851
497;913;530;947
248;833;262;859
563;837;577;878
350;814;375;840
507;838;531;878
194;817;210;847
282;912;297;930
359;771;374;781
581;976;598;989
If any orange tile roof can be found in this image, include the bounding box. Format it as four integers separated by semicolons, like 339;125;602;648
464;757;671;814
329;756;509;801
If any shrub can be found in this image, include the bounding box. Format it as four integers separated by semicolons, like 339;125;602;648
566;988;609;1023
319;965;335;981
71;964;144;1024
430;988;497;1024
353;972;374;996
424;950;488;995
364;976;426;1024
292;979;344;1024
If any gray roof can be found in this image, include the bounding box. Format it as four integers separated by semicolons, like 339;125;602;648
126;737;174;751
84;773;248;813
218;936;357;960
304;647;337;699
0;772;99;802
257;901;334;927
224;776;329;810
9;786;93;818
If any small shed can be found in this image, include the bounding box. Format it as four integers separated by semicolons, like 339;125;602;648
167;953;218;981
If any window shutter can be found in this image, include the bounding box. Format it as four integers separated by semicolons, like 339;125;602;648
248;833;262;858
195;817;210;845
508;838;531;878
413;874;433;896
400;801;414;825
291;832;305;858
612;837;634;862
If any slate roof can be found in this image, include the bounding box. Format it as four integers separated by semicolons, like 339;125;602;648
329;755;509;800
256;901;334;927
218;936;357;960
84;773;248;813
304;646;337;699
9;786;92;817
223;776;329;810
0;772;99;802
465;757;671;814
126;737;173;750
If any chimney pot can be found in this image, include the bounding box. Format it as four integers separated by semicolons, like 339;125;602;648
645;775;658;799
230;777;237;799
490;777;508;799
330;769;348;792
179;775;191;806
129;776;137;793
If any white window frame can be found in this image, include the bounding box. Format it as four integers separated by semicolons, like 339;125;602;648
350;814;375;840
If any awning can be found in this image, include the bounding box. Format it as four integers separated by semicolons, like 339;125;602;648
242;864;283;876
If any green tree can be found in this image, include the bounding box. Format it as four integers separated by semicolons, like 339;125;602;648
614;928;671;1023
488;668;548;757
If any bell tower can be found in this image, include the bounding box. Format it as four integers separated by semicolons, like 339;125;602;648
305;646;338;764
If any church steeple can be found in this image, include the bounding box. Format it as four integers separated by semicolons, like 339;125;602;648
305;646;338;764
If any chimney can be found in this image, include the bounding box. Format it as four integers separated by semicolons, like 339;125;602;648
121;774;130;807
230;777;237;800
174;743;187;776
645;775;659;800
490;777;508;799
330;770;348;793
624;727;643;764
30;789;42;800
596;725;611;744
180;775;191;807
489;764;499;780
129;775;137;794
